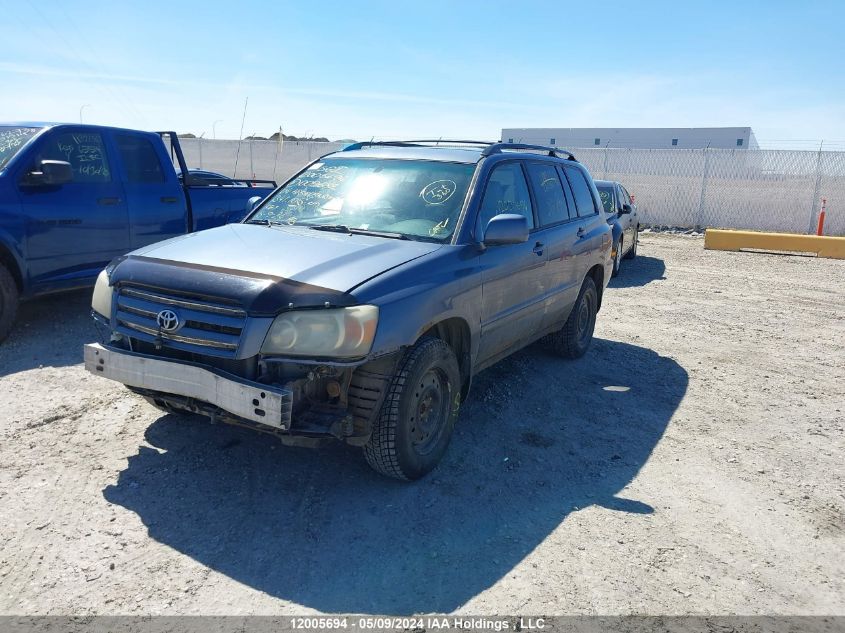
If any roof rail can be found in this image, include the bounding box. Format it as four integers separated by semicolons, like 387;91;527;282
481;143;577;161
403;139;496;146
341;139;496;151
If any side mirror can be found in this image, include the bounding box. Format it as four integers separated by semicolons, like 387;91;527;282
247;196;263;213
620;204;632;215
483;214;529;245
27;160;73;186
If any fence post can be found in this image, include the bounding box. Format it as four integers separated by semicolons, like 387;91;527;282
807;146;824;234
249;138;254;179
696;148;710;229
272;132;282;183
603;145;609;179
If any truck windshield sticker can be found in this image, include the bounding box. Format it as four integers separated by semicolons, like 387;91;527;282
420;180;457;205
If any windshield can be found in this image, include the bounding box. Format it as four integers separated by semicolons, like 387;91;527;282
0;126;42;170
250;158;475;241
596;186;615;214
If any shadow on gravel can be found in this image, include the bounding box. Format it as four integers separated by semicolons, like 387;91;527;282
609;255;666;288
0;289;99;377
104;337;687;614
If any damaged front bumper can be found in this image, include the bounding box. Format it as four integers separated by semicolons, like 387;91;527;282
84;342;294;430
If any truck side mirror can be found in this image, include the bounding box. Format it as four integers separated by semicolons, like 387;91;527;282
247;196;263;213
26;160;73;186
483;214;529;245
620;204;632;215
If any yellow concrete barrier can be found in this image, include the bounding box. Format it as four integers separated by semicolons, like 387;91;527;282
704;229;845;260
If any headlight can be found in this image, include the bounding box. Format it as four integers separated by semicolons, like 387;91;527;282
261;305;378;358
91;269;113;319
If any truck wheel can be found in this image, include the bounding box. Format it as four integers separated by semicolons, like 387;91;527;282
0;264;19;343
624;226;638;259
611;238;623;277
547;276;598;360
364;337;461;480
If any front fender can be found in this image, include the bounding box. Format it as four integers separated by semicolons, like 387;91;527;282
354;245;482;366
608;219;623;245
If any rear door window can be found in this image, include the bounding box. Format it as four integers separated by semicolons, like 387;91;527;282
115;134;165;183
562;165;598;218
40;131;112;183
525;162;570;226
478;161;535;233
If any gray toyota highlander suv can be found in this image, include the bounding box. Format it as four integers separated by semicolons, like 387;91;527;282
85;141;612;479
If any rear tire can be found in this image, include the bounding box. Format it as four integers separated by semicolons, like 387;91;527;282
546;276;598;360
364;337;461;480
0;264;20;344
624;226;638;259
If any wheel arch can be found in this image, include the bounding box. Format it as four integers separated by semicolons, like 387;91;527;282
419;316;473;401
0;241;24;292
587;264;605;312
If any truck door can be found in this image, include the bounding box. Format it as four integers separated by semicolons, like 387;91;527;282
18;127;129;286
112;131;188;248
476;161;546;366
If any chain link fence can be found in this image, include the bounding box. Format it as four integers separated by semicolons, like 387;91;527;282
175;138;346;185
175;139;845;236
575;147;845;236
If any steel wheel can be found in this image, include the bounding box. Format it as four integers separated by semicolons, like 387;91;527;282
409;368;450;456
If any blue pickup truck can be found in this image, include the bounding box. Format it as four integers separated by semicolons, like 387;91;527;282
0;123;276;341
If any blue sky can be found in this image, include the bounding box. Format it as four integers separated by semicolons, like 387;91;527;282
2;0;844;148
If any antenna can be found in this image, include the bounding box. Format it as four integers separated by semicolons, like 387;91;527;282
233;97;249;178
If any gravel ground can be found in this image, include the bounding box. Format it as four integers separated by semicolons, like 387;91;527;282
0;233;843;616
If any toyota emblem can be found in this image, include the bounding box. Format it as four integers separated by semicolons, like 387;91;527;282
156;309;181;332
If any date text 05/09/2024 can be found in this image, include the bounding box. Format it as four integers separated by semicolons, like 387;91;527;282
288;616;547;631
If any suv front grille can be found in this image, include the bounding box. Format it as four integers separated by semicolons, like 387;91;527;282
114;286;247;358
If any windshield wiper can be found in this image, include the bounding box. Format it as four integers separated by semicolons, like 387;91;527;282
349;228;408;240
245;218;284;226
309;224;351;233
309;224;409;240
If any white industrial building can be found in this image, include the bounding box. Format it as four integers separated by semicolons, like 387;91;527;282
500;127;759;150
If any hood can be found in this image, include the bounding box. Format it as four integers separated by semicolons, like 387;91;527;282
110;223;441;315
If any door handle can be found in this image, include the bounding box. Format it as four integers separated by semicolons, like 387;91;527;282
532;241;544;256
160;196;179;204
97;197;121;206
576;226;586;238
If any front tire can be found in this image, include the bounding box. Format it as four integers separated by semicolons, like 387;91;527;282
364;337;461;480
546;276;598;360
624;226;638;259
0;264;20;343
611;238;623;277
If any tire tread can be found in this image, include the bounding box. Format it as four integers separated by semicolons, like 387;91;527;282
363;338;457;480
